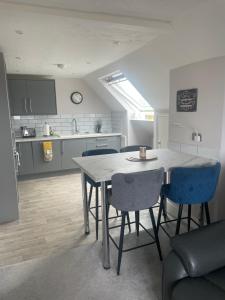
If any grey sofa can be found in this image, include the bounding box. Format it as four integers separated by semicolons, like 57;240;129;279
162;221;225;300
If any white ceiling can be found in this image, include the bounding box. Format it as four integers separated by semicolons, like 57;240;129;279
0;0;207;77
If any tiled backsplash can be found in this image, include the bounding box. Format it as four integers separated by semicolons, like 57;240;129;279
11;113;113;136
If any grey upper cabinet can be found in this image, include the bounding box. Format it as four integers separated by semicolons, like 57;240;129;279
8;78;57;116
8;79;27;116
32;140;61;173
17;142;34;175
26;80;57;115
61;139;86;170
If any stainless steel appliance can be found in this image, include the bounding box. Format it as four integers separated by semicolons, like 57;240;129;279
21;126;36;138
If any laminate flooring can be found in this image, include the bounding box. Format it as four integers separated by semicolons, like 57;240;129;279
0;172;157;267
0;172;98;266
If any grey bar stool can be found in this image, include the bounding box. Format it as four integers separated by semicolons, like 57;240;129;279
110;168;164;275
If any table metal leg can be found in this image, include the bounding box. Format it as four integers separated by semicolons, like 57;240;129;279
101;181;110;269
81;171;90;234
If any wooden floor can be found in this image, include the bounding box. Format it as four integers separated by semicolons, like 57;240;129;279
0;172;97;266
0;172;156;267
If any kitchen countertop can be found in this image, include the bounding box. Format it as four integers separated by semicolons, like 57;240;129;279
15;133;122;143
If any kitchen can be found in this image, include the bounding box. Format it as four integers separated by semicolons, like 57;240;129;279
0;71;125;265
10;76;122;178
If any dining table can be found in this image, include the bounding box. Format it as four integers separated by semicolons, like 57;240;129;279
73;148;216;269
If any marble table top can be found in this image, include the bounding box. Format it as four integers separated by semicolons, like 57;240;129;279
73;148;217;183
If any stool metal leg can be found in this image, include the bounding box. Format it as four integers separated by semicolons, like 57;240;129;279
157;196;164;232
127;213;131;233
117;212;126;275
149;208;162;261
188;205;191;232
176;204;183;235
204;203;211;225
95;187;99;240
162;199;167;222
199;204;204;226
135;211;140;236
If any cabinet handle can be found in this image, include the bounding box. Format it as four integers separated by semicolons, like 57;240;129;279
24;98;27;113
96;138;107;141
96;144;108;148
29;98;32;113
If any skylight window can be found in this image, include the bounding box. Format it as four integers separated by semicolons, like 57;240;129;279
100;72;154;121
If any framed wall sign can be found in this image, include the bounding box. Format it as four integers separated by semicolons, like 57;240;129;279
176;88;198;112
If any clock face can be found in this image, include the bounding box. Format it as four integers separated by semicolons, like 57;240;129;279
71;92;83;104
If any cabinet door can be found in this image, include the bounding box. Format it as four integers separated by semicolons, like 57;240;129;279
26;80;57;115
32;141;61;173
17;142;34;175
8;79;27;116
61;139;86;170
86;136;121;152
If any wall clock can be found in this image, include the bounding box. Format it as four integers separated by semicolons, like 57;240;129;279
70;91;83;104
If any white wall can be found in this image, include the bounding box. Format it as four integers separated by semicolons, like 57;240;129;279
128;120;154;147
169;56;225;152
55;78;110;114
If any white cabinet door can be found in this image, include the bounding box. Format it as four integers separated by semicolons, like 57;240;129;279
155;114;169;148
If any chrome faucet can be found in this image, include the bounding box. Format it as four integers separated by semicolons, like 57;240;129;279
72;118;79;134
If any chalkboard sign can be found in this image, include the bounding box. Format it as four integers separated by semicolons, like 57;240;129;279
177;88;198;112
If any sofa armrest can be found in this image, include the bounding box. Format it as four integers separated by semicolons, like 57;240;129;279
162;251;188;300
171;221;225;277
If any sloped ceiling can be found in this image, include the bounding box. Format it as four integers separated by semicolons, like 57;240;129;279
0;0;207;77
84;1;225;111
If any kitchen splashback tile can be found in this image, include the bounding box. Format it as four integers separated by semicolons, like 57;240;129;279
12;113;113;136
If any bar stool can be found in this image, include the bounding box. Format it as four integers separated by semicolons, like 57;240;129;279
110;168;164;275
157;162;221;236
120;145;167;222
120;145;152;152
82;148;118;240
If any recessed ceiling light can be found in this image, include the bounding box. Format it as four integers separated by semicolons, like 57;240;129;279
54;64;65;69
113;40;120;46
15;30;24;35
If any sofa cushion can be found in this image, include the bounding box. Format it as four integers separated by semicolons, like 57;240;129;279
172;277;225;300
205;266;225;292
171;221;225;277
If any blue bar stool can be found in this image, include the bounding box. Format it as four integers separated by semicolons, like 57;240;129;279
157;162;221;236
120;145;152;152
82;148;118;240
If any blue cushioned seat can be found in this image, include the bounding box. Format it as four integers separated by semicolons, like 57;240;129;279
158;162;221;236
120;145;152;153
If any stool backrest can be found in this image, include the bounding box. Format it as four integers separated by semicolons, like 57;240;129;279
120;145;152;153
168;162;221;204
82;148;118;157
111;168;164;212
